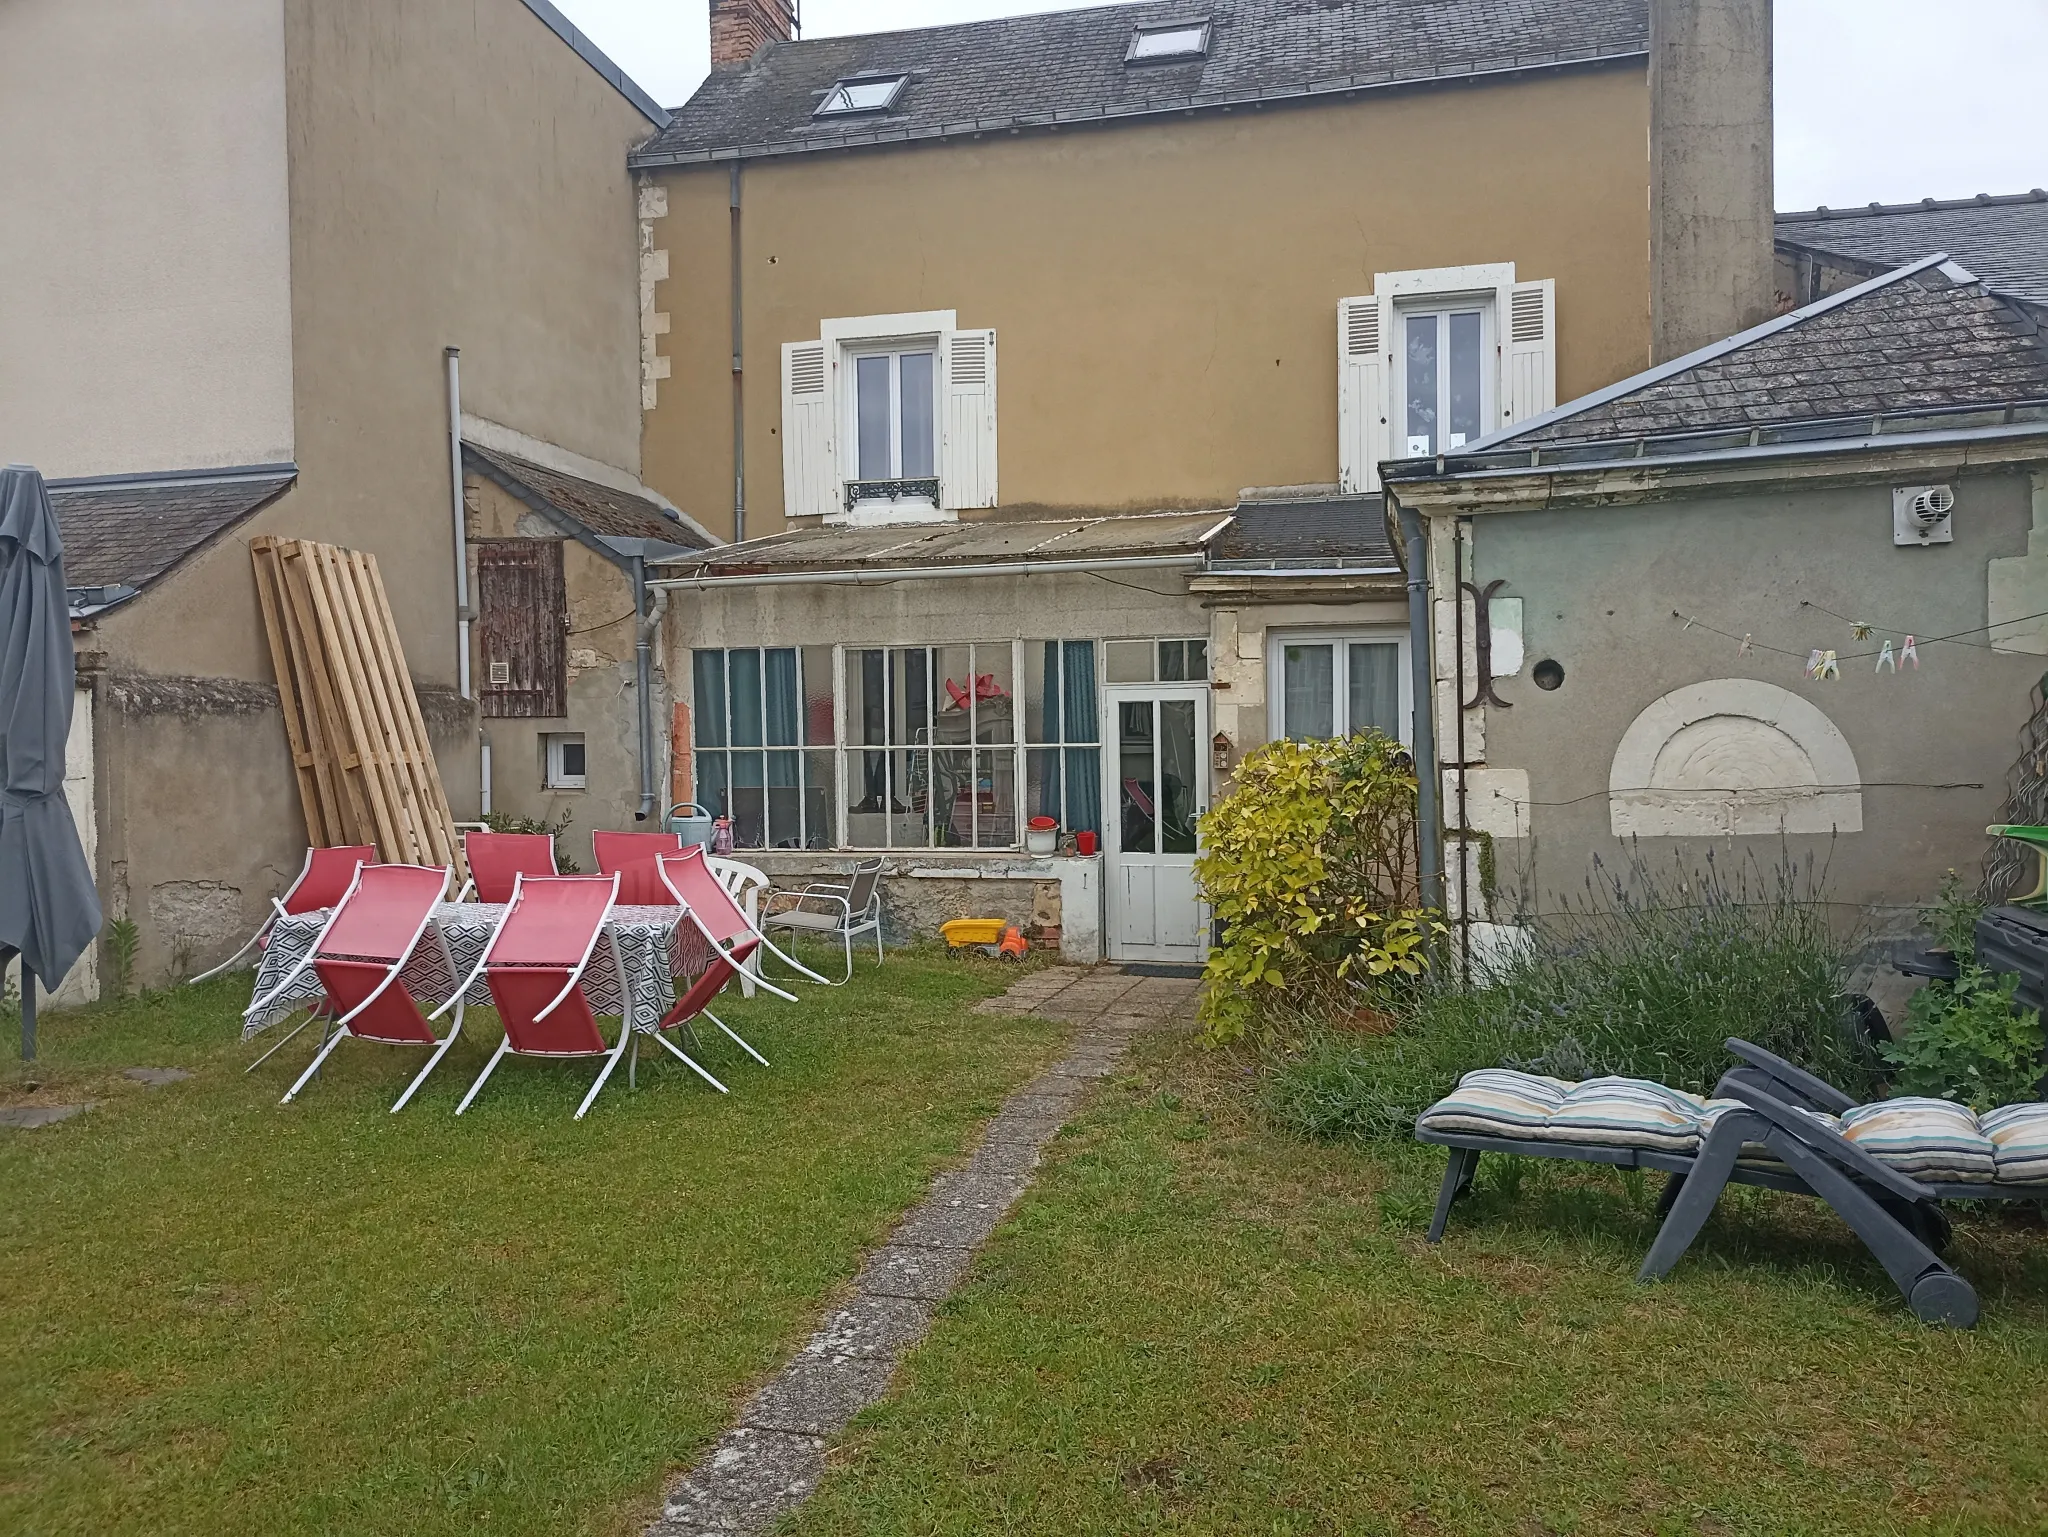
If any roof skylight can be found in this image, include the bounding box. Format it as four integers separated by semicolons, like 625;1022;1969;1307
1125;20;1210;63
814;73;909;117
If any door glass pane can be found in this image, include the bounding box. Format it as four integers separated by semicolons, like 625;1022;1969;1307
1348;642;1403;740
803;750;835;849
1283;644;1335;739
767;749;802;848
1158;698;1199;855
973;642;1015;743
899;351;936;478
1062;641;1098;742
728;649;763;746
692;651;727;747
764;649;800;746
1448;311;1483;448
856;355;892;479
730;749;766;848
802;646;835;745
1105;639;1153;683
1118;700;1156;854
1405;311;1439;456
975;748;1017;848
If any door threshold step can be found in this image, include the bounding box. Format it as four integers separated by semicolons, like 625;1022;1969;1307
1117;962;1205;979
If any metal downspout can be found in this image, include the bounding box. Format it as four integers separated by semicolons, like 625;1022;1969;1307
444;347;471;699
1452;517;1471;975
729;162;746;543
633;557;668;822
1394;496;1443;914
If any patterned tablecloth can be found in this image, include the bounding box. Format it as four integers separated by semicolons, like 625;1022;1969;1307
243;903;714;1041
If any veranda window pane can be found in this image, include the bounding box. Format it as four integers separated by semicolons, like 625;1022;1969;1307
1027;746;1061;824
1105;639;1153;683
846;747;889;847
802;647;835;745
931;749;975;846
975;748;1017;847
1283;643;1335;739
804;750;836;849
729;648;764;747
1025;640;1058;743
1448;311;1484;448
1405;311;1439;456
849;649;886;747
890;748;930;847
767;749;802;848
973;642;1015;743
764;649;801;745
697;751;730;822
730;749;766;848
893;647;932;747
693;651;727;747
1349;642;1403;740
899;351;936;478
856;355;892;479
933;645;974;743
1064;747;1101;835
1062;641;1098;743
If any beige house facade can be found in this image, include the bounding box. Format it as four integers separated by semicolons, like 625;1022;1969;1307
2;0;680;984
632;0;1774;962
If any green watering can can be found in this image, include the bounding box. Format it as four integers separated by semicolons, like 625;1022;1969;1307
1987;825;2048;908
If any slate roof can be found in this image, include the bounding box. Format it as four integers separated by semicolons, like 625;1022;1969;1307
50;466;296;611
1778;191;2048;311
1482;258;2048;452
1209;495;1397;570
463;443;712;550
655;509;1228;575
632;0;1646;165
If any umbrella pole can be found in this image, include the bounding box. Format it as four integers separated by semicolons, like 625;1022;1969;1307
2;947;27;1062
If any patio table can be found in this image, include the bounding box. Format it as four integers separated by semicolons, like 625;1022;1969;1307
243;902;714;1041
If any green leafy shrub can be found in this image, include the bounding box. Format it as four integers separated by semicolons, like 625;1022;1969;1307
1194;733;1439;1043
1881;966;2045;1112
103;918;140;997
1265;845;1874;1145
482;807;580;874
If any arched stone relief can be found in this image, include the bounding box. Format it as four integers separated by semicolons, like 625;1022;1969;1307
1609;679;1862;837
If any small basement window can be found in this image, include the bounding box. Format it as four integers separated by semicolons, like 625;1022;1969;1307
1126;20;1210;63
815;73;909;116
544;732;587;790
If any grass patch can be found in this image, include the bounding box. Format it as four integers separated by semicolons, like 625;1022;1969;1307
0;948;1063;1535
787;1030;2048;1536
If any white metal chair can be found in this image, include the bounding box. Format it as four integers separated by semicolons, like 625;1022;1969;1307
193;844;375;985
761;858;885;984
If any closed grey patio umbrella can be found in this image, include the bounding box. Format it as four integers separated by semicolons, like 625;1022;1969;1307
0;465;102;1060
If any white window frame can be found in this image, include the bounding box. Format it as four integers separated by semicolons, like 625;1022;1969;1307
544;732;587;790
843;342;940;483
822;311;957;526
1394;297;1494;458
1266;628;1412;745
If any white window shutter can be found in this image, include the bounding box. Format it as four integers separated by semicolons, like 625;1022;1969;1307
781;339;837;521
939;328;997;510
1337;295;1392;493
1499;278;1556;428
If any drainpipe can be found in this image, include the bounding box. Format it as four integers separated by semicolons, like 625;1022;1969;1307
479;733;492;818
1452;517;1471;976
444;347;471;699
729;162;746;544
1394;495;1443;914
633;556;668;822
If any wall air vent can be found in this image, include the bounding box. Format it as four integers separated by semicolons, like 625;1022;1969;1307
1893;483;1956;546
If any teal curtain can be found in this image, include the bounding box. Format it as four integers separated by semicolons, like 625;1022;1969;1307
1061;642;1099;835
764;648;801;745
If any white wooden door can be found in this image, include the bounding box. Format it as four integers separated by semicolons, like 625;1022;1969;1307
1104;684;1210;963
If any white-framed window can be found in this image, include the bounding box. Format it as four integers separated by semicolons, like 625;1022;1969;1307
1126;20;1210;62
689;639;1119;851
1104;637;1209;684
1267;630;1410;744
782;312;998;524
544;732;587;789
1338;265;1554;493
815;73;908;117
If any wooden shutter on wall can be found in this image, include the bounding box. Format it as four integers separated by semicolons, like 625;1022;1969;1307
1499;278;1556;428
474;539;566;719
939;327;998;510
782;339;838;520
1337;295;1393;493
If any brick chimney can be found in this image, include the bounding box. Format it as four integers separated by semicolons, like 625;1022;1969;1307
711;0;797;67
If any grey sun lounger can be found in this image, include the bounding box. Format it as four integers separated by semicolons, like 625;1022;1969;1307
1415;1039;2048;1327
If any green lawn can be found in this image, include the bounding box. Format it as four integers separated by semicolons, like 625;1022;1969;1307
0;950;1063;1536
789;1026;2048;1537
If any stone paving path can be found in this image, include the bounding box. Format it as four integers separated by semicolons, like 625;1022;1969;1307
647;966;1199;1536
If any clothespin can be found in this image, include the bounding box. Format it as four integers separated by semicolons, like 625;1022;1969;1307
1738;633;1752;656
1820;649;1839;679
1850;620;1873;640
1901;634;1920;669
1682;616;1696;632
1806;649;1826;680
1875;640;1897;674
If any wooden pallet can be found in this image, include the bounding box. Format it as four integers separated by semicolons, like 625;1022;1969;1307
251;537;466;878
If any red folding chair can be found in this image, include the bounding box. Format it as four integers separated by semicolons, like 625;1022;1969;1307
652;936;762;1084
592;829;684;906
279;863;460;1111
660;847;814;1002
459;830;560;903
196;843;375;983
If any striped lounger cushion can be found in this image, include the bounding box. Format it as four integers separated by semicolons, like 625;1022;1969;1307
1980;1103;2048;1185
1419;1069;1712;1153
1837;1099;1998;1183
1414;1068;1571;1141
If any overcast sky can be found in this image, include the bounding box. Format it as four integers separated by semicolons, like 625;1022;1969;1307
555;0;2047;210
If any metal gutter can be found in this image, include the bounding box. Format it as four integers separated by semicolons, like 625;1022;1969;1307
651;552;1205;589
45;462;297;491
516;0;672;127
629;47;1646;168
1392;497;1442;914
1202;564;1403;578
